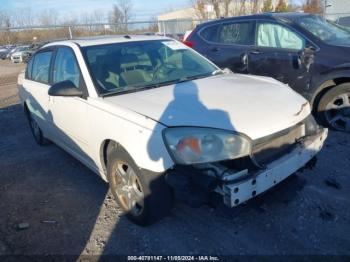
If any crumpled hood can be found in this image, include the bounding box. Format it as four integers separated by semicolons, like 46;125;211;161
104;74;310;140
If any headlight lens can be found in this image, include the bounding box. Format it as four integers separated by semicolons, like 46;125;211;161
163;127;252;165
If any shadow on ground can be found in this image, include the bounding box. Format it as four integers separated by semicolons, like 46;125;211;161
0;104;349;256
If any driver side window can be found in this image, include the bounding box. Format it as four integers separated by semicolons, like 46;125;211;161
53;47;81;88
257;22;305;50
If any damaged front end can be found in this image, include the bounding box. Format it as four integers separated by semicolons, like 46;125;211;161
164;116;328;208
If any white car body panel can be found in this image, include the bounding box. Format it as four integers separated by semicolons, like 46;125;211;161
104;73;310;140
18;36;324;186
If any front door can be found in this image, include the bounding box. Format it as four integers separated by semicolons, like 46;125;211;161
248;21;314;95
48;46;91;162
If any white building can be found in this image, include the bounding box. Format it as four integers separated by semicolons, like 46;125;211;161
323;0;350;22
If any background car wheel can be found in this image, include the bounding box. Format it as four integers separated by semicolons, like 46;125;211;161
317;83;350;132
107;145;173;226
27;113;50;145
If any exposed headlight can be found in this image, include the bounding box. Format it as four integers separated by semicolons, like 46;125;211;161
163;127;252;165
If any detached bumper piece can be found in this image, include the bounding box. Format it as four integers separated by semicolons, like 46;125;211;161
165;127;328;208
223;128;327;207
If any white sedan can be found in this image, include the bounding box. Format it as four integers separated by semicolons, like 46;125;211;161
18;35;327;226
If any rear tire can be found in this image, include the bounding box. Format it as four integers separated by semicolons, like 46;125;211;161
27;112;50;146
317;83;350;132
107;145;173;226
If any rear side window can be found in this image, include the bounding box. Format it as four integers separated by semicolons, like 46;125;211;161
218;21;254;45
32;51;53;84
200;25;220;42
257;22;305;50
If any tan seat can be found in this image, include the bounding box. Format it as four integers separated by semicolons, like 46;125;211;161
120;54;150;86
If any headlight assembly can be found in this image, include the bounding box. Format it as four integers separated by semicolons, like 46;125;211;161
163;127;252;165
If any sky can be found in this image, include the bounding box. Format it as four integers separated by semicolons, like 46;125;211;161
0;0;190;21
0;0;305;23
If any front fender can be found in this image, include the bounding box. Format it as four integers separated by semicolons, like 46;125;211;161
87;99;174;180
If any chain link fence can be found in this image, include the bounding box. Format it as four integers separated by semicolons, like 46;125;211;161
0;19;207;46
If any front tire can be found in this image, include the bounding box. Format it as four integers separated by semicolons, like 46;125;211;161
317;83;350;132
107;145;173;226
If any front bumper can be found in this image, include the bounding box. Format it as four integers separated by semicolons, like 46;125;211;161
165;127;328;208
222;128;328;207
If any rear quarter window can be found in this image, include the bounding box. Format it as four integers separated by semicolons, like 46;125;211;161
26;57;34;79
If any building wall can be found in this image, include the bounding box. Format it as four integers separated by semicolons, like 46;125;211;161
324;0;350;21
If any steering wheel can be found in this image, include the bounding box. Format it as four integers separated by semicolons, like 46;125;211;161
152;63;177;81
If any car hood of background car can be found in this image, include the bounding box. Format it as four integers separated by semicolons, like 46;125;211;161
104;74;311;140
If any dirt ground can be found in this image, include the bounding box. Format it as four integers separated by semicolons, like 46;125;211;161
0;59;349;257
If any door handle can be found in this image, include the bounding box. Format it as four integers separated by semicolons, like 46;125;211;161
211;47;220;52
250;49;262;55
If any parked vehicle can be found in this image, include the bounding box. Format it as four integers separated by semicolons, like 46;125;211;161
0;48;10;60
18;35;327;225
6;46;18;59
184;13;350;132
11;46;30;63
23;42;49;63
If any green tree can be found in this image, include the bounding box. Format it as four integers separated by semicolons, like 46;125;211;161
262;0;274;12
275;0;289;12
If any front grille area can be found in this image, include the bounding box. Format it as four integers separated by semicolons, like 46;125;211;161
252;123;305;166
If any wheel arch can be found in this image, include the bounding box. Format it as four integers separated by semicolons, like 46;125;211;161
311;77;350;112
100;139;118;177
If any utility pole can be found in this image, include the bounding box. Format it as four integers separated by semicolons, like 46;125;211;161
324;0;332;18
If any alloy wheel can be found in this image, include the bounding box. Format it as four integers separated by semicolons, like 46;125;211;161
114;160;144;216
325;92;350;132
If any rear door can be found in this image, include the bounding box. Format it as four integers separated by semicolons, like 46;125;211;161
248;20;313;94
198;20;255;73
22;49;54;137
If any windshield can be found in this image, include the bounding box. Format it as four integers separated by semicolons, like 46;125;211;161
297;15;350;45
82;40;219;95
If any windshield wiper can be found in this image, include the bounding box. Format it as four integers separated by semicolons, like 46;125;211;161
101;73;217;98
101;79;182;97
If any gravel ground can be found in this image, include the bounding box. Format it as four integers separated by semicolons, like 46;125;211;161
0;60;25;108
0;60;349;257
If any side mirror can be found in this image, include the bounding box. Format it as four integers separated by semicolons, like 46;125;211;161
48;80;83;97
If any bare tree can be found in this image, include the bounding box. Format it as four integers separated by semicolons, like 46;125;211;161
275;0;290;12
302;0;323;14
223;0;232;17
39;9;59;26
12;8;35;27
261;0;274;12
109;5;125;32
0;10;11;28
251;0;261;14
238;0;246;15
118;0;133;31
191;0;207;20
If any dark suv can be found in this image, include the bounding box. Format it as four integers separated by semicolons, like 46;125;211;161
185;13;350;132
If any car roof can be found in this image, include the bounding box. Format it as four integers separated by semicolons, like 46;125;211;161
44;35;172;48
197;12;312;27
